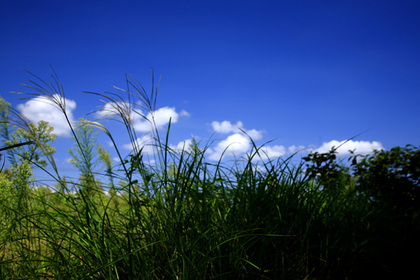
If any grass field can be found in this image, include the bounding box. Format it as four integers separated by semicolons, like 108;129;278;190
1;72;419;279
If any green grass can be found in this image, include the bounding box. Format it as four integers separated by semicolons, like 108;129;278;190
1;70;419;279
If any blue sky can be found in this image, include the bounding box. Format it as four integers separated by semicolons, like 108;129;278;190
1;0;420;180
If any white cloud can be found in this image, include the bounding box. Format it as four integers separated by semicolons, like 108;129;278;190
245;129;263;140
95;101;131;119
211;120;244;133
206;137;383;162
171;139;193;151
122;136;156;156
112;157;121;163
211;120;263;140
315;140;384;155
131;110;153;132
180;110;190;117
97;102;186;133
133;106;184;132
150;106;180;130
288;145;306;154
208;133;251;160
207;121;281;160
257;145;287;160
17;94;76;137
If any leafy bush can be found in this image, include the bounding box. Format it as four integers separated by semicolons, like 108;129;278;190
351;145;420;212
303;147;352;192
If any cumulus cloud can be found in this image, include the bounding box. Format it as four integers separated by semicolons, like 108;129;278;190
205;135;383;162
246;129;264;140
17;94;76;137
133;106;181;132
208;133;251;160
171;139;193;151
211;120;243;133
288;145;306;154
95;101;131;119
122;136;156;156
211;120;263;140
257;145;287;160
314;140;384;155
97;102;186;133
207;121;284;160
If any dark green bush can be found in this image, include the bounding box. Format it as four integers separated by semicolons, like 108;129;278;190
351;145;420;212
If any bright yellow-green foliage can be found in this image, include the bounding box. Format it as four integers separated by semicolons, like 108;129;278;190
0;97;56;170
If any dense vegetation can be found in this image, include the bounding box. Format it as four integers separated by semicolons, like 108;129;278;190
1;71;419;279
